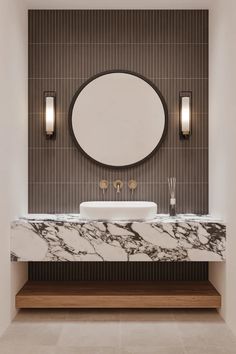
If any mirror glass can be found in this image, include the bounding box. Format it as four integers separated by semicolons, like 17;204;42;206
70;72;167;167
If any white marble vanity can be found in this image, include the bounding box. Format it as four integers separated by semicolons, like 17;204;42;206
11;214;226;262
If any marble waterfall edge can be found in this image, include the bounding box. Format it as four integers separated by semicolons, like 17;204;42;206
11;214;226;262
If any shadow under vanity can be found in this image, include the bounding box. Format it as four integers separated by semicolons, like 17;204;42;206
11;9;225;309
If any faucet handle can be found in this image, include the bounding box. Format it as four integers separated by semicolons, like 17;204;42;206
99;180;109;195
128;179;138;195
113;180;123;193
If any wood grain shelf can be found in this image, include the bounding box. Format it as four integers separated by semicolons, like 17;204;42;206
16;281;221;309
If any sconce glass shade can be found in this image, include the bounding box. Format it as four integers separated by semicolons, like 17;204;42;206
180;92;191;138
45;93;56;137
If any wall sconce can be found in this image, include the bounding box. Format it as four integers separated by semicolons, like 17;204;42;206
179;92;192;139
44;92;56;138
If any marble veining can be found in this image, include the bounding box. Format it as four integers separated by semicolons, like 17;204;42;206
11;214;226;262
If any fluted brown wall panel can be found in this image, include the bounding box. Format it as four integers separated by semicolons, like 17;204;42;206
29;262;208;281
28;10;208;281
28;9;208;215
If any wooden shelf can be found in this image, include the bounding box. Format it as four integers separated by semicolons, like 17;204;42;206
16;281;221;309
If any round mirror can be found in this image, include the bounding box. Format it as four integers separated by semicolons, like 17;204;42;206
69;71;167;168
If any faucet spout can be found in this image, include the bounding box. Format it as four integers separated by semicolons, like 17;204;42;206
113;180;123;193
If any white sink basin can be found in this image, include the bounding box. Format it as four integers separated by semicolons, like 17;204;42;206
80;201;157;221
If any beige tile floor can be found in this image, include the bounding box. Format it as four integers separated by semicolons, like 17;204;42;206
0;309;236;354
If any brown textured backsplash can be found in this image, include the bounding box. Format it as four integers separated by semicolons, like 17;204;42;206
28;9;208;214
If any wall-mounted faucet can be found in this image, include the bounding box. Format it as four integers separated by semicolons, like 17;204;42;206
101;179;137;195
113;180;123;193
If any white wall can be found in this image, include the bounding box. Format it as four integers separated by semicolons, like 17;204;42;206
209;0;236;335
0;0;28;336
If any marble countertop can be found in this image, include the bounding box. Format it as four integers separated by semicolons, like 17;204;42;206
17;213;224;224
11;214;226;262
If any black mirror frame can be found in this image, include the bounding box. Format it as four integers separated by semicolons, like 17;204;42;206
68;70;168;169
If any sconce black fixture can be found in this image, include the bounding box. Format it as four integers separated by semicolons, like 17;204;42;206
44;92;56;138
179;91;192;139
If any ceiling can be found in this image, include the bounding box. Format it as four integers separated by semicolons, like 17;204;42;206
25;0;215;10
